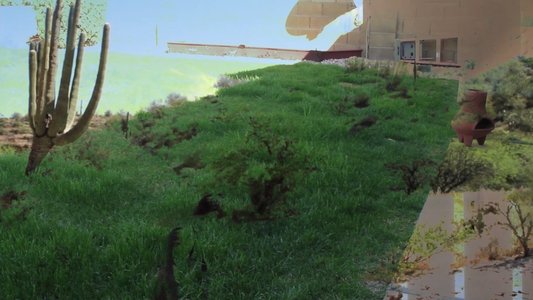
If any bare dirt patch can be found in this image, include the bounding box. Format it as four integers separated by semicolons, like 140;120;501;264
0;116;111;151
1;190;26;209
349;116;377;135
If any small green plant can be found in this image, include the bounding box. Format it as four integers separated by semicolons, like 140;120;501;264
333;95;358;115
165;93;187;107
398;220;476;279
60;134;111;170
413;59;418;88
212;117;312;221
148;100;166;119
385;159;434;195
11;112;22;120
431;146;494;193
392;61;409;77
334;97;349;115
465;59;476;70
377;61;391;78
345;57;367;72
214;75;241;88
481;194;532;258
466;57;533;132
214;74;257;89
385;76;402;93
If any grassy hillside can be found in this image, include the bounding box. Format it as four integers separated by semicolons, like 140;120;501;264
0;62;458;299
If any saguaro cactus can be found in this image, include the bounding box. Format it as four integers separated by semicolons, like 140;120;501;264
26;0;109;175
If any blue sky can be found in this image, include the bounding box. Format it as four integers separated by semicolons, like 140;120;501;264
0;0;363;55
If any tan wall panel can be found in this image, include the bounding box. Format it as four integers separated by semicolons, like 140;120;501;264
400;19;417;35
286;16;310;29
429;20;459;36
369;16;397;32
369;47;395;60
415;4;444;18
309;16;335;29
286;0;355;39
522;0;533;10
346;29;365;45
330;0;530;72
397;32;417;40
295;2;323;16
414;18;433;36
322;2;355;15
330;42;359;51
459;19;487;41
369;33;395;47
522;28;533;56
335;33;349;45
442;5;462;17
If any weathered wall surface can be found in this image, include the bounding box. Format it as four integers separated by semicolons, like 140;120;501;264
288;0;533;76
522;0;533;57
285;0;356;40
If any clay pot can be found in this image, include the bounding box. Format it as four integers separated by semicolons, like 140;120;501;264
451;89;495;147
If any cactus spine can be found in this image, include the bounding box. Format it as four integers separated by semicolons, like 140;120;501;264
26;0;109;175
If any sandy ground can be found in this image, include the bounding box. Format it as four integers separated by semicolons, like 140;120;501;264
0;115;112;151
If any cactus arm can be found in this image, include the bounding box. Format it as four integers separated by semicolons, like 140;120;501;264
29;49;37;131
55;23;109;146
37;8;51;107
43;0;63;119
65;32;85;131
35;8;52;137
49;1;81;136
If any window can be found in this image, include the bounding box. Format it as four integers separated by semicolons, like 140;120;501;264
400;41;416;60
420;39;437;61
440;38;458;63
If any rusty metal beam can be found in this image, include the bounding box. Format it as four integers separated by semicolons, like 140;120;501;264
167;42;362;62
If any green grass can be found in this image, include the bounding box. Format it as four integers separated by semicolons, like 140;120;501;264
0;62;458;299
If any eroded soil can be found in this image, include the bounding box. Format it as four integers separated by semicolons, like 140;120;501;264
0;116;111;151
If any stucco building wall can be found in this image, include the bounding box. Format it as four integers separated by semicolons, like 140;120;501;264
288;0;533;76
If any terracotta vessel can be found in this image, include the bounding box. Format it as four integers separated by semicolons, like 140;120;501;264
451;89;495;147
